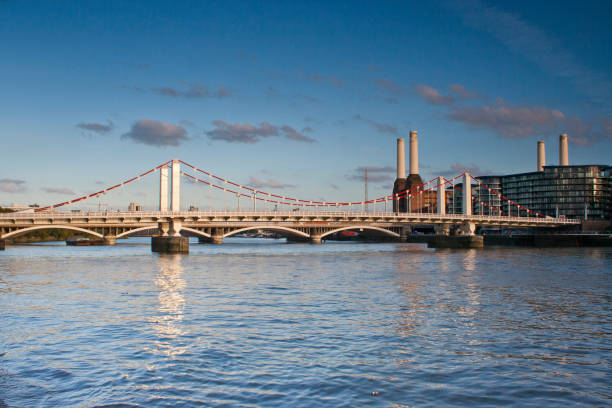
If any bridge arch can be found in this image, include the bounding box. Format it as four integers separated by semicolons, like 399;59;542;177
115;226;159;239
180;227;212;239
1;225;104;240
319;226;400;239
222;226;310;239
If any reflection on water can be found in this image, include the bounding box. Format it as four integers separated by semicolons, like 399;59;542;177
152;254;186;356
459;249;481;318
0;239;610;407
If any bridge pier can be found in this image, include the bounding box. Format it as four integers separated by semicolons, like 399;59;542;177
169;220;183;237
159;222;170;236
103;236;116;246
428;235;484;249
152;236;189;253
458;222;476;236
434;224;450;235
310;235;322;244
399;226;411;242
0;239;5;250
198;235;224;244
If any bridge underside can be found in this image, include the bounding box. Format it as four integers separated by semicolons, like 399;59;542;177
182;225;403;243
1;221;571;241
0;223;408;245
0;224;158;241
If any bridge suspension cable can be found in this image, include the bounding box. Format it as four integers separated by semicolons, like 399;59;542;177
32;158;548;218
469;175;545;218
180;159;447;209
35;161;171;212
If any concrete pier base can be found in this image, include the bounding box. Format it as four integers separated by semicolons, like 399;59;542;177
103;236;116;246
427;235;484;249
458;222;476;236
0;239;5;250
310;235;322;244
434;224;450;235
198;234;224;244
152;236;189;253
399;226;411;242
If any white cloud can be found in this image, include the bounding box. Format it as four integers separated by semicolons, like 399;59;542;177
0;179;26;193
122;119;189;147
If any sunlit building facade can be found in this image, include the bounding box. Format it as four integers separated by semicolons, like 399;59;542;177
474;165;612;220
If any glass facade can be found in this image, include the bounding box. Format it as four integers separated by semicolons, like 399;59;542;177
473;176;502;216
475;165;612;220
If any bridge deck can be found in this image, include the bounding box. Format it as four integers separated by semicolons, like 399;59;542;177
0;210;581;228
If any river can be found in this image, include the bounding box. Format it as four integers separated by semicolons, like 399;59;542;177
0;238;610;407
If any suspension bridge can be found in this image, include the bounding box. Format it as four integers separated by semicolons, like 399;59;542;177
0;159;580;251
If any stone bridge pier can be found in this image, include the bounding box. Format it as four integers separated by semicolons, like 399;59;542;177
151;160;189;254
308;227;325;244
152;219;189;254
434;224;450;235
458;222;476;236
399;226;412;242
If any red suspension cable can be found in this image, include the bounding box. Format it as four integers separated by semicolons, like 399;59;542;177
35;161;171;212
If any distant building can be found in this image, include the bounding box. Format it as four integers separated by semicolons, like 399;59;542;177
128;202;142;212
0;204;38;213
3;204;31;211
476;165;611;219
391;133;612;220
460;136;611;220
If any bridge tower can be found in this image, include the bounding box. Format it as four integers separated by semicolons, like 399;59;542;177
171;159;180;212
160;164;169;211
462;172;472;216
152;159;188;252
437;176;445;215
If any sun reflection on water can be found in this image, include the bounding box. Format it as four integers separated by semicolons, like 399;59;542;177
151;254;187;357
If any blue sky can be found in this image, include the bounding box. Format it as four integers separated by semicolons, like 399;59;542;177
1;0;611;209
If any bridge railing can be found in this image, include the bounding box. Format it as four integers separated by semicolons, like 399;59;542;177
0;210;581;224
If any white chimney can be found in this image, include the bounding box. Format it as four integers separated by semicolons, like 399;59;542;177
409;130;419;175
537;141;545;171
559;134;569;166
397;138;406;179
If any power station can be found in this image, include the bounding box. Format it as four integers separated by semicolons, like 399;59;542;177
393;132;612;220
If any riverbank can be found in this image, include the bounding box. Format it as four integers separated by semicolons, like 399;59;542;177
403;233;612;247
484;234;612;247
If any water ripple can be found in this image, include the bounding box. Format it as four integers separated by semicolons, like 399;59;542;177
0;239;610;407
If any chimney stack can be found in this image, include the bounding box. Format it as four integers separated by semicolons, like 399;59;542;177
537;141;545;171
396;138;406;179
409;130;419;175
559;134;569;166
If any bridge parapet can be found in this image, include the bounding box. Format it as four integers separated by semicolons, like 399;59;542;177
0;210;582;225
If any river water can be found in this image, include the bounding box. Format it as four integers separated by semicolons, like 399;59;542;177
0;238;610;407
